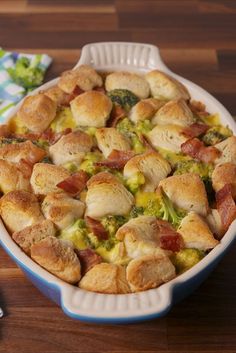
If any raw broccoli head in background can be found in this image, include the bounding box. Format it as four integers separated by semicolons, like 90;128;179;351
171;248;205;274
107;89;139;111
7;57;44;89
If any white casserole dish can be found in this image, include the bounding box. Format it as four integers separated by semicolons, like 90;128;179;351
0;42;235;323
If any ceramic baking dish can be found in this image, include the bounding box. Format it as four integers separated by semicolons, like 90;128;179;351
0;42;235;323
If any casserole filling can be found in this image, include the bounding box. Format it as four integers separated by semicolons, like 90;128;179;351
1;65;235;293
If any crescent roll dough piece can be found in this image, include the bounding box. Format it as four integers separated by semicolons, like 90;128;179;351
86;172;134;218
12;220;55;255
159;173;209;216
42;193;85;230
17;93;57;133
116;215;167;259
123;151;171;192
0;159;31;194
214;136;236;166
95;127;131;158
0;190;44;233
178;212;219;250
212;163;236;198
0;140;46;164
152;99;195;127
105;71;150;99
145;70;190;101
49;131;93;165
30;163;70;195
44;85;70;106
70;91;112;128
126;254;176;292
147;124;188;153
129;98;165;123
58;65;103;94
31;236;81;284
79;263;130;294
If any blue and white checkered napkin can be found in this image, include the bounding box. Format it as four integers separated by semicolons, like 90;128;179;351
0;49;52;122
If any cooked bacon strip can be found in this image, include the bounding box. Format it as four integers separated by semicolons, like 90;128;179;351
11;132;40;141
182;123;209;138
57;170;89;195
41;127;72;145
17;159;34;178
181;137;221;163
189;100;209;117
95;149;135;169
216;184;236;232
107;105;126;127
157;219;184;252
76;248;102;274
93;86;106;94
67;85;84;103
85;216;109;240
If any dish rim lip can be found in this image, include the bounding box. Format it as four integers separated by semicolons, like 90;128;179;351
0;41;236;323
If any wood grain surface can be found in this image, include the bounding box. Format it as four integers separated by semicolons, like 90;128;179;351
0;1;236;352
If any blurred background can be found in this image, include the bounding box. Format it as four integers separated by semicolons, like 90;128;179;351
0;0;235;114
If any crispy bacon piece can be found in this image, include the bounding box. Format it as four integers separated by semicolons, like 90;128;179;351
95;149;135;169
181;137;221;163
0;125;10;137
85;216;109;241
157;219;184;252
93;86;106;94
76;248;102;274
67;85;84;103
216;184;236;232
11;132;40;141
42;127;72;145
107;104;126;127
182;123;209;138
189;100;209;118
56;170;89;195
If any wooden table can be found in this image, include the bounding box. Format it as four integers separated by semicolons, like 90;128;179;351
1;1;236;352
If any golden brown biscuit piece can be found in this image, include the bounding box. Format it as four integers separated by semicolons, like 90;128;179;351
129;98;165;123
17;93;57;133
12;219;55;255
30;163;70;195
49;131;93;165
0;159;31;194
79;263;130;294
44;85;70;106
212;163;236;198
70;91;112;128
145;70;190;101
0;140;46;164
206;209;224;239
126;254;176;292
178;212;219;250
116;215;168;259
31;236;81;284
95;127;131;158
152;99;195;127
147;124;188;153
86;172;134;218
105;71;150;99
123;151;171;192
58;65;103;94
42;193;85;230
0;190;44;233
215;136;236;165
159;173;209;216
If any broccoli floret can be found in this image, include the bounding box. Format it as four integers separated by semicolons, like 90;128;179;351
171;248;205;274
136;119;153;134
107;89;139;111
0;137;26;147
202;125;233;145
130;206;144;218
58;219;88;250
101;215;127;237
125;172;145;194
79;151;102;176
7;57;44;89
117;118;146;153
136;190;186;228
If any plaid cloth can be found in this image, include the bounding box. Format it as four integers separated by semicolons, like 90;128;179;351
0;49;52;122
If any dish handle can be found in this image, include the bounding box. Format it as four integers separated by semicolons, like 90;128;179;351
74;42;170;73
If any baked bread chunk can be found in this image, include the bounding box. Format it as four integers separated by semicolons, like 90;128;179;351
12;219;55;255
79;263;130;294
215;136;236;165
44;85;70;106
17;93;57;133
0;140;45;164
70;91;112;127
105;71;150;99
145;70;190;100
212;163;236;198
0;190;44;233
96;127;131;158
31;236;81;284
129;98;165;123
0;159;31;194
